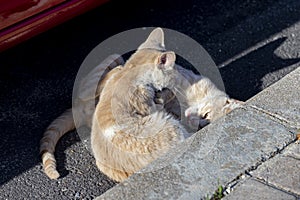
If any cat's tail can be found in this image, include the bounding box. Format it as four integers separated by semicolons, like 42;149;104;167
40;108;75;179
40;54;124;180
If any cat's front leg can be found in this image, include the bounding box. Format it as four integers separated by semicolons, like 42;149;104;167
129;84;158;116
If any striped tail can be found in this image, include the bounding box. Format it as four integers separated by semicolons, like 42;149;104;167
39;54;124;179
40;109;75;179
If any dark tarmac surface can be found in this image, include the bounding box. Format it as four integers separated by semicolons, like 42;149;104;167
0;0;299;199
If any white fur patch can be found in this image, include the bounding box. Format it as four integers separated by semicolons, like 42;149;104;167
104;126;115;139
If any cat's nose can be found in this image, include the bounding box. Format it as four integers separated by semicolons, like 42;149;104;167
185;112;189;117
185;110;192;118
185;107;194;117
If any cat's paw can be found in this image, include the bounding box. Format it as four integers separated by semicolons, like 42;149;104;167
154;94;165;105
154;88;175;105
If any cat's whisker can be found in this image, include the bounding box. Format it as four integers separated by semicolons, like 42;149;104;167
173;87;187;98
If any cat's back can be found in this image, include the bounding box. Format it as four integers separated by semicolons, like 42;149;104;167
94;66;124;130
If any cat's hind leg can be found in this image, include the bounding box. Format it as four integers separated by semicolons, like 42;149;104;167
96;161;132;182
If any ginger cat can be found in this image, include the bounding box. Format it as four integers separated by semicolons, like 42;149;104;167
91;28;188;182
40;27;243;181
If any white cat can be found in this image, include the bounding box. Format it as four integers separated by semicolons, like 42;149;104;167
158;64;244;129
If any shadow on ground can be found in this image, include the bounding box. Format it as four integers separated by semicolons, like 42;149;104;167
220;37;300;100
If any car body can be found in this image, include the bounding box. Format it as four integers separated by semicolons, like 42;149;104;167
0;0;108;52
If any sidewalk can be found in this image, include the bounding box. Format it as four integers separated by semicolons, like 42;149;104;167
97;67;299;199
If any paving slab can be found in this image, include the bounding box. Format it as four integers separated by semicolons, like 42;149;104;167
275;22;300;60
223;178;297;200
284;142;300;159
250;143;300;196
248;67;300;128
97;107;295;199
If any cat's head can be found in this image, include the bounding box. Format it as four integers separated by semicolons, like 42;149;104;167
125;28;178;89
185;96;244;129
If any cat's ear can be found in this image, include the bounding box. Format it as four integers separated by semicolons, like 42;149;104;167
187;82;202;96
223;98;244;114
190;83;198;93
138;28;166;51
157;51;176;70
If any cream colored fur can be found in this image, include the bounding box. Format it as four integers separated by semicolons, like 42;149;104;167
158;64;244;129
91;28;188;182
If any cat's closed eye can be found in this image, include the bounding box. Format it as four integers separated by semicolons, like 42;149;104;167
201;112;209;119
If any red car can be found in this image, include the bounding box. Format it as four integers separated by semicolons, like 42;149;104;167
0;0;108;52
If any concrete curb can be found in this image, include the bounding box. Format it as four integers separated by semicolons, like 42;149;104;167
96;67;299;199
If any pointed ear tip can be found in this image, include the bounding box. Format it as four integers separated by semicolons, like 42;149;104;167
171;52;176;60
151;27;164;37
232;99;245;104
227;98;245;106
164;51;176;60
138;27;165;51
153;27;164;33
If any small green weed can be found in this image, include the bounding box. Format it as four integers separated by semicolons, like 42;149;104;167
205;183;224;200
212;185;224;200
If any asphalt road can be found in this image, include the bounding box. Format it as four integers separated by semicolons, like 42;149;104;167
0;0;299;199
